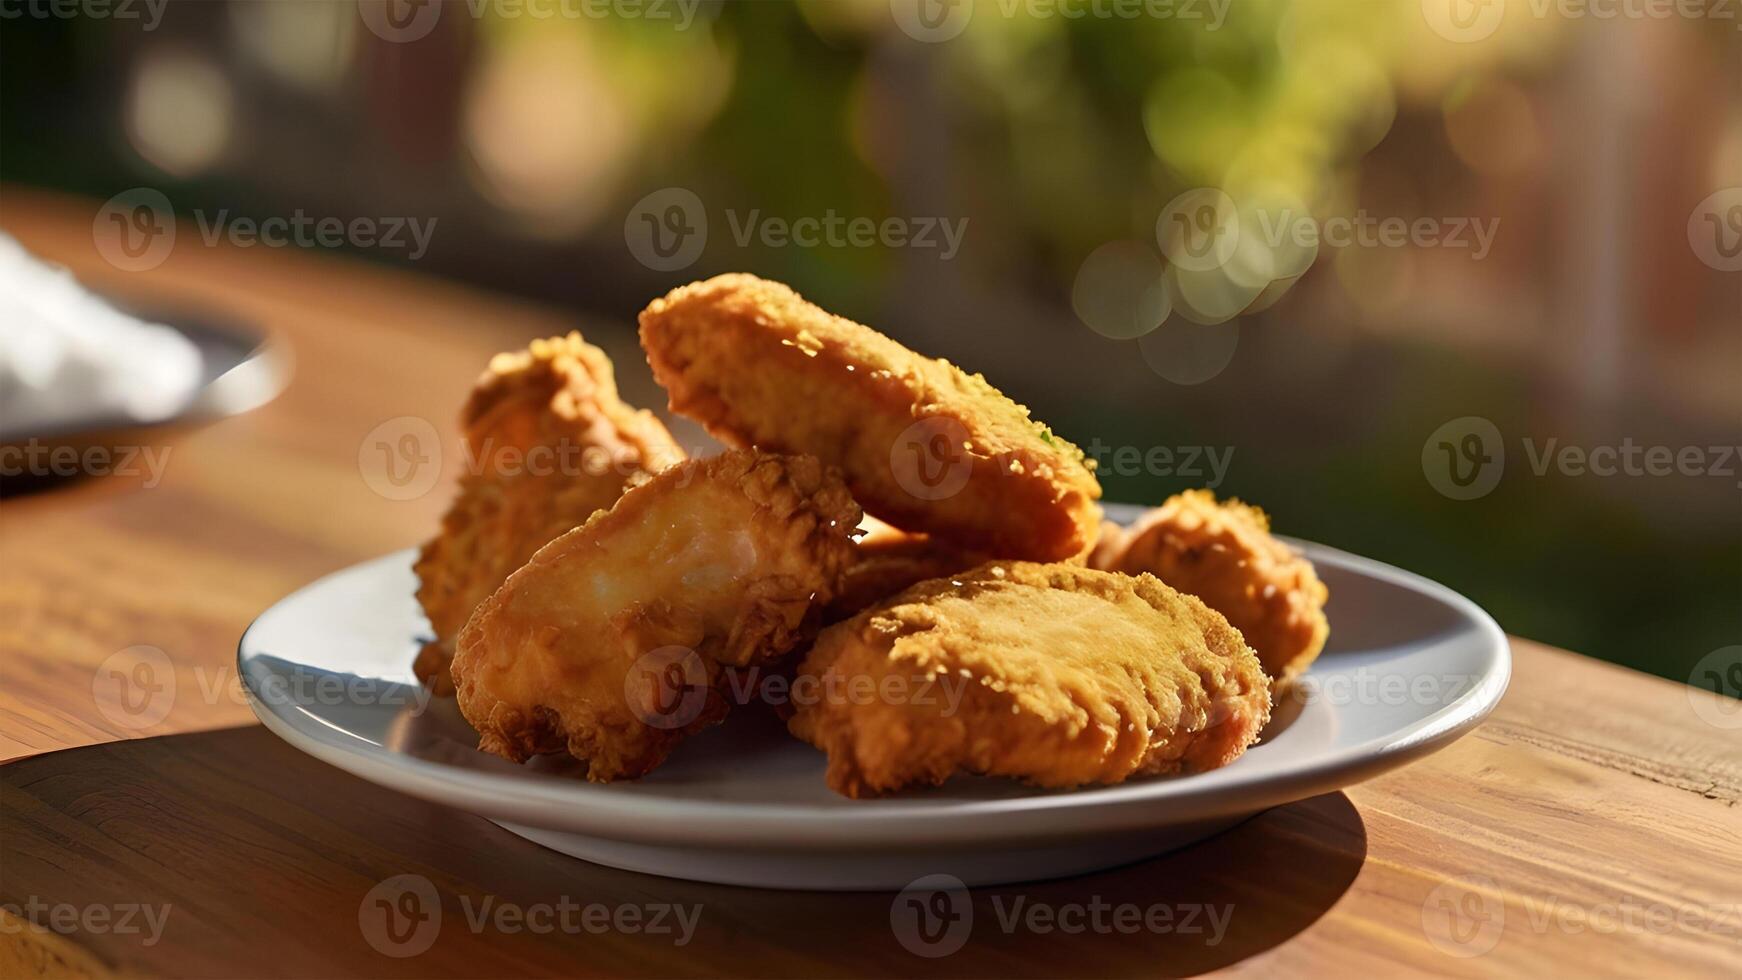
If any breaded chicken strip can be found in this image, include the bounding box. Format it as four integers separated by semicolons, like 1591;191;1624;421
414;334;683;694
1097;490;1329;683
788;562;1270;798
639;274;1102;561
452;450;861;781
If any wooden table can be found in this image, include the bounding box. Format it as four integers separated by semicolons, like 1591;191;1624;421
3;190;1738;978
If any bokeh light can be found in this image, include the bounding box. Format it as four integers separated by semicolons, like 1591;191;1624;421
230;0;357;93
462;16;732;237
1072;241;1170;341
1138;319;1240;386
463;30;635;235
125;48;234;177
1444;76;1542;176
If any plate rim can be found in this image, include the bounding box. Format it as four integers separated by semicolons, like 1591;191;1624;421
239;524;1510;848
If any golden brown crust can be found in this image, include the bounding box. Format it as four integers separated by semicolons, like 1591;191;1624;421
452;450;861;781
414;333;684;694
638;274;1102;561
1097;490;1330;683
787;561;1270;798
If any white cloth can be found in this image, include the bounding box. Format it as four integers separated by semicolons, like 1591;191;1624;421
0;233;204;438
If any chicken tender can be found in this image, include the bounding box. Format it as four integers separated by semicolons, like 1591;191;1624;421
639;274;1102;561
788;562;1270;798
1097;490;1329;683
414;334;683;694
452;450;861;781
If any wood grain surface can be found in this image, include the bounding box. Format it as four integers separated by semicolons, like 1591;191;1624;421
0;187;695;762
2;189;1738;978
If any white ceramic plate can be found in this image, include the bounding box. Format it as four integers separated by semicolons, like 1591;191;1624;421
240;503;1509;890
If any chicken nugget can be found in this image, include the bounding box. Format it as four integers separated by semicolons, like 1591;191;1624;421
639;274;1102;561
787;562;1270;798
452;450;861;781
1097;490;1329;683
414;333;684;693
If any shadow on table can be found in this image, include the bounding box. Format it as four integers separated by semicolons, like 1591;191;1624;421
1;726;1366;979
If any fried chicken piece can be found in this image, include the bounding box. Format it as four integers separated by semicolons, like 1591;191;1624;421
1087;519;1129;571
414;334;684;694
452;450;861;781
1097;490;1329;684
827;517;989;622
788;562;1270;798
639;274;1102;561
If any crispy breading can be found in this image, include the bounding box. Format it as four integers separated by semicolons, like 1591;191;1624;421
638;274;1102;561
1097;490;1330;683
452;450;861;781
413;333;684;694
787;562;1270;798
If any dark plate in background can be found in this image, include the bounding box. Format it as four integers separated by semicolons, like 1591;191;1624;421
1;299;290;492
